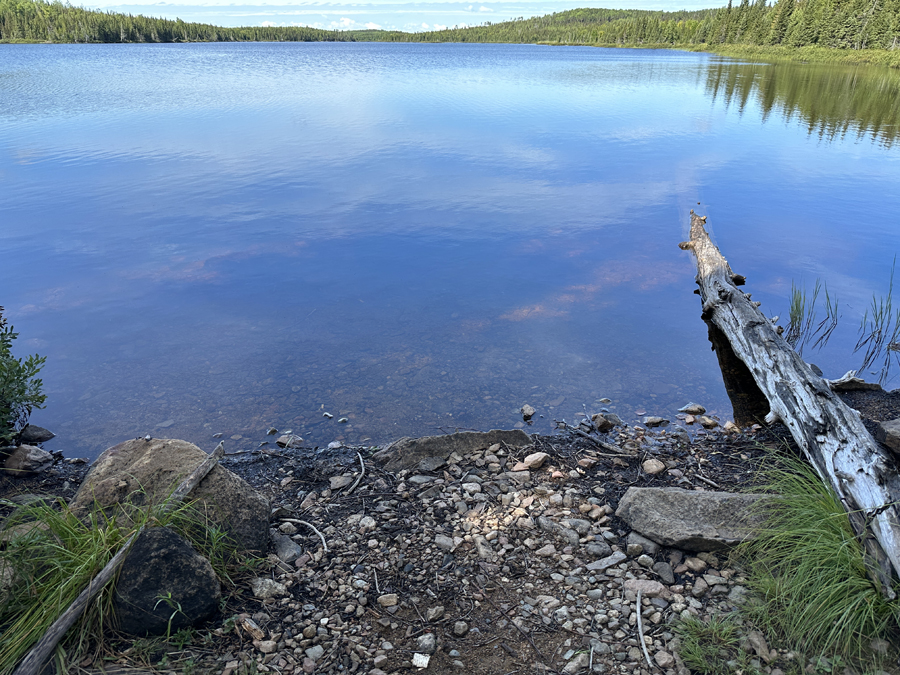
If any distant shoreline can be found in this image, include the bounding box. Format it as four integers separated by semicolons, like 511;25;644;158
3;37;898;69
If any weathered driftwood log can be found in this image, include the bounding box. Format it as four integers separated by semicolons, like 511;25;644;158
680;211;900;597
13;442;225;675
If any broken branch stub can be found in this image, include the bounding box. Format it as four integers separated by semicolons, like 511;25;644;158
681;210;900;597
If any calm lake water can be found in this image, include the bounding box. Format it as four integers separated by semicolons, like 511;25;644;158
1;42;899;459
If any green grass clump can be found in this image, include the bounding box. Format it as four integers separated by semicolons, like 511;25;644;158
673;613;757;675
0;495;257;675
738;454;900;666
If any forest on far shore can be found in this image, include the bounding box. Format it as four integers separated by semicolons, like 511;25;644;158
1;0;899;53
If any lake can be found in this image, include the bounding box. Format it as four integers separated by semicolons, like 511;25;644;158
1;42;899;459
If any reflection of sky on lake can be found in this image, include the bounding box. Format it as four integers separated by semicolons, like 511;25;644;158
1;43;899;458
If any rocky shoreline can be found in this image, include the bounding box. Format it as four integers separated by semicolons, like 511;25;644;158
3;389;900;675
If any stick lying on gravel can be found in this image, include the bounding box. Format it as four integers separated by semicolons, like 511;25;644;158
13;442;226;675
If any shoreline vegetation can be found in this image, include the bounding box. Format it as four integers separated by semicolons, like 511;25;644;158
2;0;900;68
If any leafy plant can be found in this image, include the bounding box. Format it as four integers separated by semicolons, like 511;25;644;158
738;453;900;667
0;306;46;445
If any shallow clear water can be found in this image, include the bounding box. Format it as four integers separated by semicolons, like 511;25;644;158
1;42;899;458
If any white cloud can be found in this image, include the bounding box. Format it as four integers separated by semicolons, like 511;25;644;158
433;23;447;29
261;19;276;26
421;21;429;28
479;5;493;11
364;21;381;28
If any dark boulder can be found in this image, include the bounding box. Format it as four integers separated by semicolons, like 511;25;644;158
114;526;221;636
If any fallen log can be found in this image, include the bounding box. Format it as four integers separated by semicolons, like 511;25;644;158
12;441;225;675
680;211;900;597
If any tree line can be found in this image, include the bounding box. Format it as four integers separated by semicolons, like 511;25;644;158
2;0;898;51
0;0;349;42
360;1;900;52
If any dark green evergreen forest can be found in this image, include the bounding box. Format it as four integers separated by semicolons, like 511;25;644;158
1;0;898;51
368;1;900;51
0;0;345;42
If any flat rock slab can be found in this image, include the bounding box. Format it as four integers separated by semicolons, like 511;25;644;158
615;487;771;551
373;430;532;472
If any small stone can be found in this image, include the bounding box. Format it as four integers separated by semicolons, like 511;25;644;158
521;404;536;419
654;651;675;668
3;445;53;475
685;557;707;572
338;417;349;423
523;452;550;469
652;561;675;584
258;640;277;654
591;413;614;432
416;633;437;654
18;425;55;444
435;534;455;551
562;652;590;674
623;578;668;598
426;605;445;621
302;658;316;673
642;416;669;428
585;551;627;572
453;621;469;636
678;403;706;414
691;578;709;597
377;593;398;607
637;554;654;567
330;475;353;490
723;421;739;433
305;645;325;662
698;416;718;429
641;459;666;475
535;544;557;557
276;434;304;449
249;578;287;599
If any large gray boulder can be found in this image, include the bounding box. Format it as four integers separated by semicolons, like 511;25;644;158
71;438;269;553
615;487;771;551
373;430;532;472
114;526;221;636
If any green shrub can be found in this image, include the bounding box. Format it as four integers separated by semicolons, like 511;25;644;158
0;306;46;445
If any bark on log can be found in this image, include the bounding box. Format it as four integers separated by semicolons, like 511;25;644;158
13;442;225;675
680;211;900;597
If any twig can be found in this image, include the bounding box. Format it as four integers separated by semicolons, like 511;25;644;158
694;474;721;489
374;570;380;594
636;589;654;670
555;421;633;457
345;452;366;495
280;519;329;552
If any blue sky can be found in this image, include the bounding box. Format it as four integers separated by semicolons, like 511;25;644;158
85;0;720;32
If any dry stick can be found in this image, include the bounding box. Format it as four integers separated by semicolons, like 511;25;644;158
281;518;329;553
636;589;654;670
345;452;366;495
557;421;632;457
13;443;225;675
